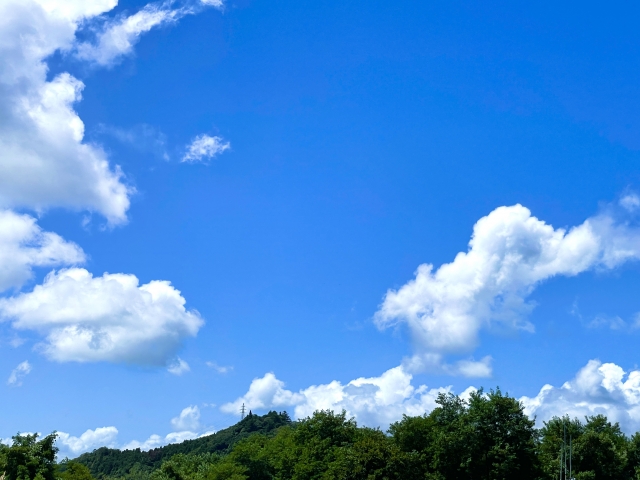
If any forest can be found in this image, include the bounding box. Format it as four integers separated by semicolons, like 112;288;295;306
2;389;639;480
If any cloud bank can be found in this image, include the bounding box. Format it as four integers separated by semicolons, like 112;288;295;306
375;204;640;374
221;366;463;428
54;359;640;456
522;359;640;434
222;358;640;435
57;427;119;456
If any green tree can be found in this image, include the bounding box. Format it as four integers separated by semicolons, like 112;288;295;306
574;415;628;480
465;388;540;479
537;416;583;480
390;389;539;480
3;433;58;480
58;461;95;480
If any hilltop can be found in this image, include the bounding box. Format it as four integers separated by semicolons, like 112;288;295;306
73;411;291;479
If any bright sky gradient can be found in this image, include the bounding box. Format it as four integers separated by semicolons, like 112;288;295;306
3;0;640;458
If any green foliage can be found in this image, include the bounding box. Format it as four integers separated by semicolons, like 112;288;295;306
75;411;291;479
58;461;95;480
2;433;58;480
538;414;637;480
390;388;540;480
11;395;640;480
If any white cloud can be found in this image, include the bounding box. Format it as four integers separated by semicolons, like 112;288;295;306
402;353;493;378
171;405;200;431
221;366;456;428
206;361;232;374
0;268;204;365
75;0;225;67
123;404;205;451
182;134;230;163
76;3;191;67
0;0;132;224
0;0;224;223
620;193;640;212
168;357;191;375
57;427;119;456
201;0;224;7
220;372;304;415
588;314;627;330
521;359;640;434
375;205;640;364
122;434;164;451
7;360;32;387
123;430;199;451
0;210;85;292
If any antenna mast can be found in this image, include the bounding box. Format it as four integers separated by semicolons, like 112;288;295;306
241;403;246;420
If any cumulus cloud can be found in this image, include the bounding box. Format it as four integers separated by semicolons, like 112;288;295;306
221;366;466;428
57;427;119;456
0;268;203;365
7;360;32;387
0;210;85;292
0;0;224;223
521;359;640;434
375;204;640;369
182;134;230;163
0;0;132;224
171;405;200;431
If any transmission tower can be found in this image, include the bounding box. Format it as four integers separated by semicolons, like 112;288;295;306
241;403;246;420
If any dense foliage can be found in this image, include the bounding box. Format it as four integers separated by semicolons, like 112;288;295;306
75;412;292;479
6;390;640;479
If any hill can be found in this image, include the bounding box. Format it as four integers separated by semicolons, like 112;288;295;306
74;411;292;479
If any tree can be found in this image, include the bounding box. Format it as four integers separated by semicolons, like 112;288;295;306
574;415;628;480
58;461;95;480
465;388;540;479
390;389;540;480
3;433;58;480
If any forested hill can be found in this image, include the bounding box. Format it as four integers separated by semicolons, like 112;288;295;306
74;411;291;479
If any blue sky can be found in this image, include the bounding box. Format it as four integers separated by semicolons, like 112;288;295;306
3;0;640;456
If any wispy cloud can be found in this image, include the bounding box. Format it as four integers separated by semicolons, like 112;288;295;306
75;0;225;67
182;134;230;163
7;360;31;387
94;124;169;160
206;361;233;374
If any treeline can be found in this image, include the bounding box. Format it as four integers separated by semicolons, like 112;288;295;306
3;389;640;479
